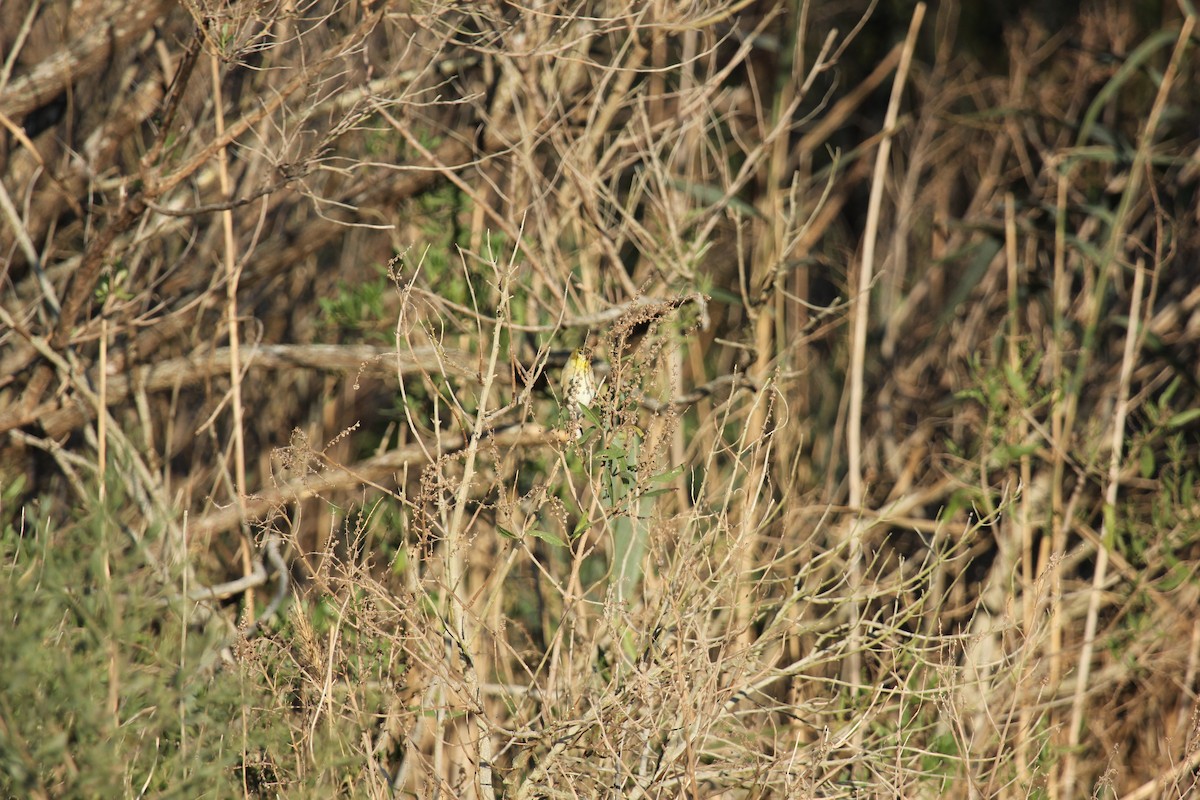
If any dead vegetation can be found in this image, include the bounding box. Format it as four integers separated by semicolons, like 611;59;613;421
2;1;1200;797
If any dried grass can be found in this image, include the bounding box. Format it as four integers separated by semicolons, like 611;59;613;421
3;1;1200;797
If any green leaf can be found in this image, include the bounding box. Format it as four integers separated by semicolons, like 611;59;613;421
1139;445;1155;479
580;402;603;429
935;237;1002;329
572;516;590;539
1160;376;1182;408
527;529;567;548
1075;29;1181;148
651;465;685;483
1003;363;1029;404
1167;409;1200;429
668;177;763;219
708;286;743;306
496;526;520;541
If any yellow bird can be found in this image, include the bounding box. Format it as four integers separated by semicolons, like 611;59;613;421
559;348;597;412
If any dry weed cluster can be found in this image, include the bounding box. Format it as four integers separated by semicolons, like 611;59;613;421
2;1;1200;797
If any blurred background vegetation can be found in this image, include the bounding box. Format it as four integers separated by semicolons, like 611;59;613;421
2;0;1199;797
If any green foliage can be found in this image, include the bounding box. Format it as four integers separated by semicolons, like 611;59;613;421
414;184;469;305
318;263;390;339
0;499;402;798
0;513;233;796
0;474;26;536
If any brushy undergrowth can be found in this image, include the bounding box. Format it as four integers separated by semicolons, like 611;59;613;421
3;1;1200;797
